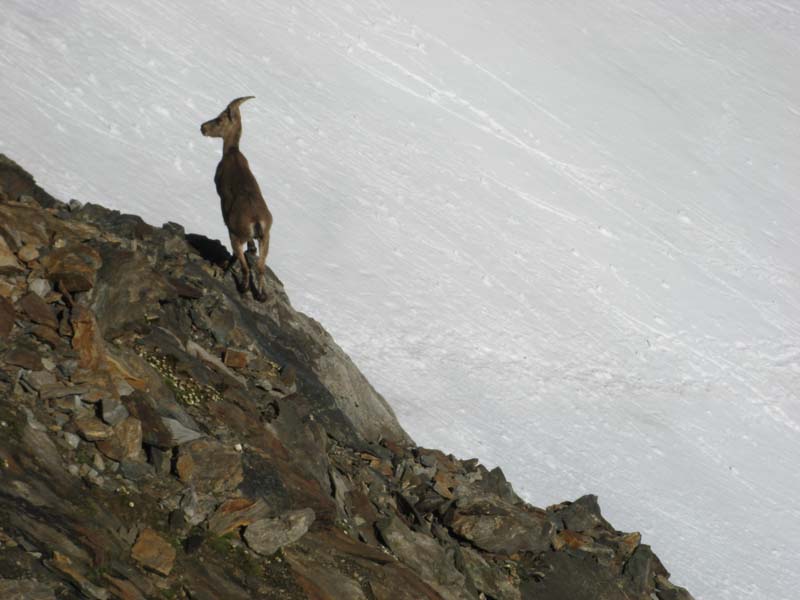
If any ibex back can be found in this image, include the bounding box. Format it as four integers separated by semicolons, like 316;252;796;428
201;96;272;301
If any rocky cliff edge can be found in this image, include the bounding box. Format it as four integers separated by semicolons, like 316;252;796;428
0;154;693;600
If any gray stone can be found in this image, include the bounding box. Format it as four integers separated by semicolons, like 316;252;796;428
244;508;315;556
161;417;203;445
101;396;129;426
376;516;468;600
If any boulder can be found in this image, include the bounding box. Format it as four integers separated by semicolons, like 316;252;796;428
243;508;315;556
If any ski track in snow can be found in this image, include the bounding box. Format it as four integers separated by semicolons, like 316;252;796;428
3;1;800;598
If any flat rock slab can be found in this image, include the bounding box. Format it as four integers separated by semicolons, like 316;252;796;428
176;438;243;494
74;416;114;441
244;508;315;556
131;527;176;576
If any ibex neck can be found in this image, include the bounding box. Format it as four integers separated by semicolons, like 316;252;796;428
222;128;242;154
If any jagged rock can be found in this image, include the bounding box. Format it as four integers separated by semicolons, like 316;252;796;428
95;417;143;461
71;305;106;369
207;498;270;535
447;496;553;555
131;527;176;576
40;243;101;292
18;292;57;329
624;544;670;596
176;438;244;494
244;508;315;556
0;579;56;600
548;494;612;532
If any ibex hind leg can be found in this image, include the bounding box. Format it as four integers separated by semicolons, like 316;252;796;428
253;228;270;302
229;235;250;295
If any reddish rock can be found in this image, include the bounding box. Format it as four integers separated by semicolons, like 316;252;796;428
131;528;176;576
41;243;101;292
224;348;249;370
207;498;270;536
71;305;106;369
95;417;143;461
19;292;57;329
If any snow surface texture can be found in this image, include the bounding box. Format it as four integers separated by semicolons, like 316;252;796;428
2;1;799;597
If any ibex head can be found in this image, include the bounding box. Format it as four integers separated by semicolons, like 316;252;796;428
200;96;255;141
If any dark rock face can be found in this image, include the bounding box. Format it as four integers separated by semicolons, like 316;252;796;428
0;155;694;599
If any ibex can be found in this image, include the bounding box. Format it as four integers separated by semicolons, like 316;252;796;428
201;96;272;301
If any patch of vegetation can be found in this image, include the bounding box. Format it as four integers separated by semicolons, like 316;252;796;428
136;347;222;405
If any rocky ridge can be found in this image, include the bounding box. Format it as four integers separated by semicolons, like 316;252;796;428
0;154;694;599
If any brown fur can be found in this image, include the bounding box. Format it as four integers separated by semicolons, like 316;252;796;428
201;96;272;301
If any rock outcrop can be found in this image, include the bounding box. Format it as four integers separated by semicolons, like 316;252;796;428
0;154;694;599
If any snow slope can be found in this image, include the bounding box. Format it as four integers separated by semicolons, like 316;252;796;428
3;1;800;597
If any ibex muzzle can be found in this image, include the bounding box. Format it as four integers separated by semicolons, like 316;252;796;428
201;96;272;301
